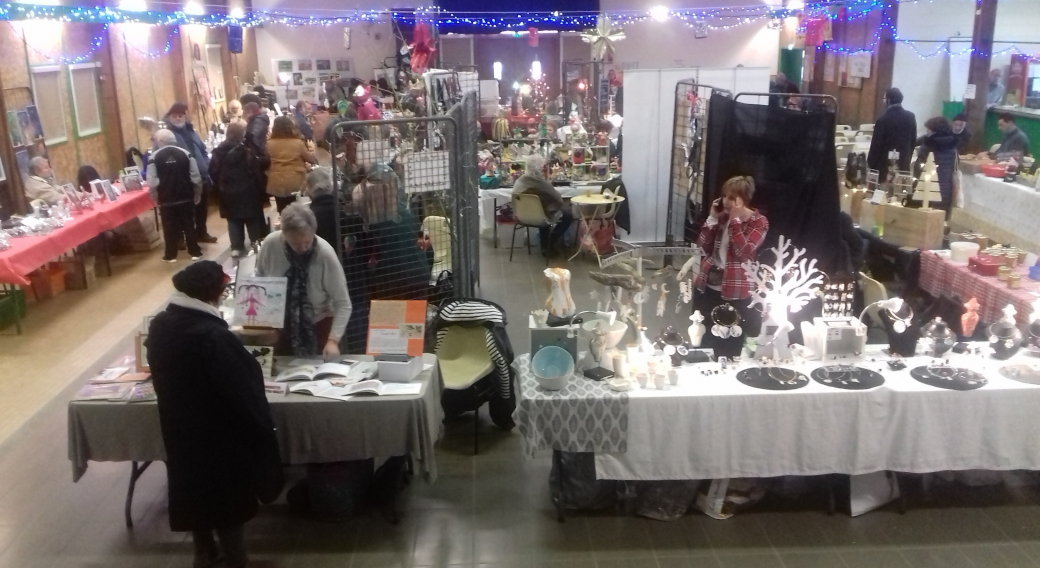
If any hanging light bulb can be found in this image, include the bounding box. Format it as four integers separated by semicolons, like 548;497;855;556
530;60;542;82
184;0;204;15
493;61;503;81
650;6;670;22
512;81;520;91
229;6;245;19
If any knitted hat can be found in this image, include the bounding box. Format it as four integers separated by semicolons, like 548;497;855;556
167;102;189;116
952;113;968;122
172;261;227;303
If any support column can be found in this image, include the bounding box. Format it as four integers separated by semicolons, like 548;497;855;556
965;0;998;153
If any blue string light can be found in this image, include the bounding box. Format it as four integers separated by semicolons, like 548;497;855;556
15;22;107;65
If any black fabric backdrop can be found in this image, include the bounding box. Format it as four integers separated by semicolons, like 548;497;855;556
699;94;842;274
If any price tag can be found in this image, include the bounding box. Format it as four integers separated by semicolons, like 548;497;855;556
870;189;887;204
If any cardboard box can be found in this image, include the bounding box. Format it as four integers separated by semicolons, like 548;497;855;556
883;205;945;250
376;356;424;383
60;256;97;290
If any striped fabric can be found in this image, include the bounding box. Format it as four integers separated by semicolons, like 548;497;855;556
433;300;512;398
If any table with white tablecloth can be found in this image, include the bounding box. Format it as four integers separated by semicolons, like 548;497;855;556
478;183;605;245
68;354;443;526
959;173;1040;249
515;346;1040;485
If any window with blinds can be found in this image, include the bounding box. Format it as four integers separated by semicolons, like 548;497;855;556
70;63;102;137
30;65;67;145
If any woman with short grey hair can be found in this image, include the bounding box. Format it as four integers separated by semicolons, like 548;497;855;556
255;202;351;358
209;118;265;257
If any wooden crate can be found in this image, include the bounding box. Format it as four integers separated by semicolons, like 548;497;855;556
858;198;887;231
883;205;945;250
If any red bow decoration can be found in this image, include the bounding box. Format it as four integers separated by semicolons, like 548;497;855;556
409;22;437;74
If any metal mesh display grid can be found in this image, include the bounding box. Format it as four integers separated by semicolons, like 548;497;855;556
328;92;480;352
664;81;731;247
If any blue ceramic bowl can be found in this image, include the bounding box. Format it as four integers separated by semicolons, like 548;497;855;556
531;346;574;390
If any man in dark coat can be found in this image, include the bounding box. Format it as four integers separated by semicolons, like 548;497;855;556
163;102;218;244
209;120;269;257
146;129;204;263
867;88;917;183
147;261;280;568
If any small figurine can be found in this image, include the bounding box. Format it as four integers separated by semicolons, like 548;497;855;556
688;311;706;347
962;297;980;337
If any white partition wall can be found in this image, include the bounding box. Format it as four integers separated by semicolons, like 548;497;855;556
621;67;770;243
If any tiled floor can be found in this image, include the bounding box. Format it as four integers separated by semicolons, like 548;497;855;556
2;230;1040;567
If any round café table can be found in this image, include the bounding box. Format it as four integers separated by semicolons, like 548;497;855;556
568;192;626;262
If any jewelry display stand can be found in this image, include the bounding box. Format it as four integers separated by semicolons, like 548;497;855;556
736;367;809;391
999;364;1040;386
909;365;987;391
810;365;885;390
877;307;919;357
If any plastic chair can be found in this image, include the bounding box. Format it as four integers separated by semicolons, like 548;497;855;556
859;272;888;329
855;134;872;143
510;193;555;264
835;136;849;144
859;124;875;132
836;125;852;132
436;325;496;454
420;215;453;281
853;142;872;155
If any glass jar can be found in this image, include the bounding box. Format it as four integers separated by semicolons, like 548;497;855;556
998;266;1011;281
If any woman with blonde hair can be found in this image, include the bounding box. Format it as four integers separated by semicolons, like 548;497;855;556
692;175;769;358
265;115;317;212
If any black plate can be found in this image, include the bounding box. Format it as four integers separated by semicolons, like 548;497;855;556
811;365;885;390
910;365;987;391
736;367;809;391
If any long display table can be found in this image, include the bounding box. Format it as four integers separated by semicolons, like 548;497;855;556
958;173;1040;250
68;354;443;527
0;190;156;285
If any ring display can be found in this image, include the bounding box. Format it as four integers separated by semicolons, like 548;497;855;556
810;365;885;390
736;367;809;391
909;365;987;391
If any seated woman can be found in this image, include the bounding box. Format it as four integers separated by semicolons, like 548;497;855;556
77;165;101;194
692;176;770;358
24;157;65;206
255;202;352;358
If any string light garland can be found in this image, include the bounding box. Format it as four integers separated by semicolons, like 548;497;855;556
13;21;107;65
0;1;888;30
122;26;179;59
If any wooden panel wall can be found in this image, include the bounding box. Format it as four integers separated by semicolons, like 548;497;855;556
806;1;898;128
108;24;182;153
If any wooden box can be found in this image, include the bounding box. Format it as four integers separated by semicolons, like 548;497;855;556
858;199;887;231
882;205;945;250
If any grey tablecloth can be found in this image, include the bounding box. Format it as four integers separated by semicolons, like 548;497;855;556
513;353;630;458
68;354;444;483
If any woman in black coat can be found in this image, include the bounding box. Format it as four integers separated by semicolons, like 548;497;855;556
914;116;959;221
147;261;280;568
210;120;269;257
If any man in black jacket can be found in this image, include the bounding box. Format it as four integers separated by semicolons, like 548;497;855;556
147;129;203;262
867;88;917;183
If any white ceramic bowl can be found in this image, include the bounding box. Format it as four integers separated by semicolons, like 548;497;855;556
950;241;980;264
531;346;574;391
582;320;629;350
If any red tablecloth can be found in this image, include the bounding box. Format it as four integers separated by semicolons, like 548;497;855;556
0;191;156;286
918;251;1040;327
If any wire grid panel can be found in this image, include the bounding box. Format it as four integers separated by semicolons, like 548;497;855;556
329;108;474;352
665;81;727;246
445;92;481;294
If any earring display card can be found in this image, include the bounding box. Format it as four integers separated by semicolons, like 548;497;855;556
811;365;884;390
736;367;809;391
909;365;987;391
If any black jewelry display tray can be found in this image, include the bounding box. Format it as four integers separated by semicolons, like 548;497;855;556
909;365;987;391
810;365;885;390
736;367;809;391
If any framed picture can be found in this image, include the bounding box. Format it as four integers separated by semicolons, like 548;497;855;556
24;106;43;140
135;333;150;373
316;59;331;71
101;179;118;202
88;179;105;199
336;60;352;73
293;73;303;86
124;166;140;177
233;276;288;328
121;173;143;192
62;183;80;211
297;59;313;71
276;60;293;72
7;111;23;146
17;110;33;146
15;149;30;185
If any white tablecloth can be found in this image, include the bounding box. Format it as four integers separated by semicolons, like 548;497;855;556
594;345;1040;480
959;173;1040;247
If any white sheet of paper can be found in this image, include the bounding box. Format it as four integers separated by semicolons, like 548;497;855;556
964;84;977;100
369;328;408;354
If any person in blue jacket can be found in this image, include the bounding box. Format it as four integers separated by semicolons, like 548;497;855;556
163;102;218;243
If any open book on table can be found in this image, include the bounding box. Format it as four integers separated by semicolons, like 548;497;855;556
273;362;356;383
289;379;422;401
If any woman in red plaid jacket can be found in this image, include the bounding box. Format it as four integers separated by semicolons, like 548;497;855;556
693;176;769;358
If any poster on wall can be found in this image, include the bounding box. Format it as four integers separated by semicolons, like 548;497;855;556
276;60;293;72
343;27;351;49
293;72;303;86
336;60;352;73
298;59;313;71
24;106;43;140
6;111;22;146
316;59;331;71
823;53;836;82
15;149;30;186
848;52;872;79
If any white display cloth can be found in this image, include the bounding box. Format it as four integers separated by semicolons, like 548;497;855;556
959;174;1040;248
594;344;1040;481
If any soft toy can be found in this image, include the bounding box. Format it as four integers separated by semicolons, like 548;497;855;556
353;85;381;121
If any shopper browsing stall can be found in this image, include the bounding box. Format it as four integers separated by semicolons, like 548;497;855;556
209;119;268;258
914;116;959;219
867;88;917;183
266;116;318;213
147;261;281;568
147;129;203;263
255;203;351;358
692;176;769;358
163;102;217;244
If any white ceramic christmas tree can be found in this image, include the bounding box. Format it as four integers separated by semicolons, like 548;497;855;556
741;236;825;360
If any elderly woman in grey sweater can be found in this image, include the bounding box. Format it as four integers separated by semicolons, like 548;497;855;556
255;202;352;358
511;153;572;254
